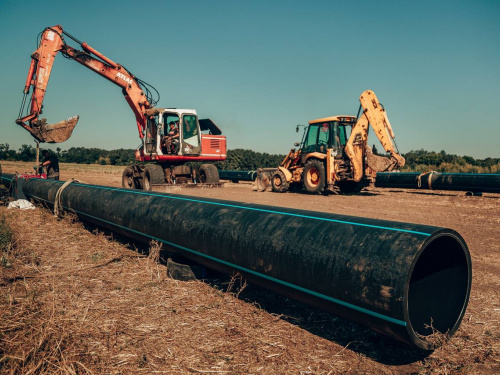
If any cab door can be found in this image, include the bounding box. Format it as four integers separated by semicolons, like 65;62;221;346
180;114;202;155
144;116;158;154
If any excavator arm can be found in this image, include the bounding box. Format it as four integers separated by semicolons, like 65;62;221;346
344;90;405;181
16;25;156;143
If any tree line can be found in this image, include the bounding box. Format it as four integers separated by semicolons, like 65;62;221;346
1;143;499;173
0;144;285;170
398;149;500;173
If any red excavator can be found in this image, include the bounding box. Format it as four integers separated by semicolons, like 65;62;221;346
16;25;226;189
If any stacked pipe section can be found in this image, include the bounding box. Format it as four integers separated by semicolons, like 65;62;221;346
376;172;500;193
218;170;257;182
22;178;471;349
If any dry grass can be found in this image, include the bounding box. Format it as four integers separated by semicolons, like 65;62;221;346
0;161;124;186
2;207;497;374
1;207;372;374
1;161;499;373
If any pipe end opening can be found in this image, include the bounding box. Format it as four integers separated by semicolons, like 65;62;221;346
408;234;471;348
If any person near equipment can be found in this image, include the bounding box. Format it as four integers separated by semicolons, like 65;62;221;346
163;121;179;154
41;149;60;180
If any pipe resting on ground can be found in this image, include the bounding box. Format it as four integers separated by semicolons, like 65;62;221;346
16;177;471;350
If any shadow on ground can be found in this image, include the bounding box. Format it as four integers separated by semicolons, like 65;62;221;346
80;220;430;367
206;273;431;366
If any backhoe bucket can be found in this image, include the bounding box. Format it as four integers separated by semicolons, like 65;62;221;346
31;116;79;143
366;151;395;172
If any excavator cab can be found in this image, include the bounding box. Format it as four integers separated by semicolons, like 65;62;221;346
158;110;202;157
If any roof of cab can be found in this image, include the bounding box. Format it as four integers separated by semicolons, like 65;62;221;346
308;115;356;125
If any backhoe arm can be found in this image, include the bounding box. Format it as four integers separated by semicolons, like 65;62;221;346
16;25;154;143
345;90;405;181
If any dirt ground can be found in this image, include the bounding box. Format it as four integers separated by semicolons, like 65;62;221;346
1;161;499;374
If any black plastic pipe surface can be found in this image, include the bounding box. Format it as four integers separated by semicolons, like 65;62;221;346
219;170;257;182
376;172;500;193
1;173;29;199
1;173;14;188
22;178;472;350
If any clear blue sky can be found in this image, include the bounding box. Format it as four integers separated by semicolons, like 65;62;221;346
1;0;499;158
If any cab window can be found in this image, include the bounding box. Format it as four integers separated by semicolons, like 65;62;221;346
303;125;319;153
338;123;348;146
162;113;180;136
183;115;198;140
317;122;329;153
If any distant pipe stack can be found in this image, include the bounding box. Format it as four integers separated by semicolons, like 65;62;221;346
376;172;500;193
21;178;472;349
218;170;257;182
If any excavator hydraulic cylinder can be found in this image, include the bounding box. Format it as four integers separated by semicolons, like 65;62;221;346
20;178;471;350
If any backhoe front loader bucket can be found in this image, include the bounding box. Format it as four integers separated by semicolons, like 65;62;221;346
27;116;79;143
253;168;277;192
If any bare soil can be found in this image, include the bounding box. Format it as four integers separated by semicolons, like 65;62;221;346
1;161;499;374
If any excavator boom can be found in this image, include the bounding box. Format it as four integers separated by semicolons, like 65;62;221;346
345;90;405;181
16;25;153;143
359;90;405;170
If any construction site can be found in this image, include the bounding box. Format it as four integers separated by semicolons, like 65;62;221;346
1;7;499;375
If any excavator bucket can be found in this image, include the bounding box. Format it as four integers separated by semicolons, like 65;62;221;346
365;146;400;172
29;116;79;143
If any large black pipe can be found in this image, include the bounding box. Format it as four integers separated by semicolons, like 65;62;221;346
376;172;500;193
1;173;15;189
218;170;257;182
22;178;471;349
1;173;29;199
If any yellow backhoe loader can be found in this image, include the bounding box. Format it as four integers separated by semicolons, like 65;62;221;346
270;90;405;194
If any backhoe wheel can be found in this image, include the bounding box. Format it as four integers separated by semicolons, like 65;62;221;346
271;170;289;193
199;164;219;184
122;166;142;189
143;164;165;191
303;159;326;194
338;181;364;194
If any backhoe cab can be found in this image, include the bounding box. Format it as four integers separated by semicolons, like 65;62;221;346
271;90;405;194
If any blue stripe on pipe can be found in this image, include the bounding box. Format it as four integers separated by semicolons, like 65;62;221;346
28;193;408;327
35;179;431;237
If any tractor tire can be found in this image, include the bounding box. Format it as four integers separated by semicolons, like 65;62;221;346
338;181;364;194
122;166;143;189
143;164;165;191
198;164;219;184
303;159;326;194
271;170;289;193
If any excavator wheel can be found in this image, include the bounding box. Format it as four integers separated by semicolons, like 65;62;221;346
198;164;219;184
271;170;289;193
122;166;143;189
338;181;365;194
143;164;165;191
303;159;326;194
